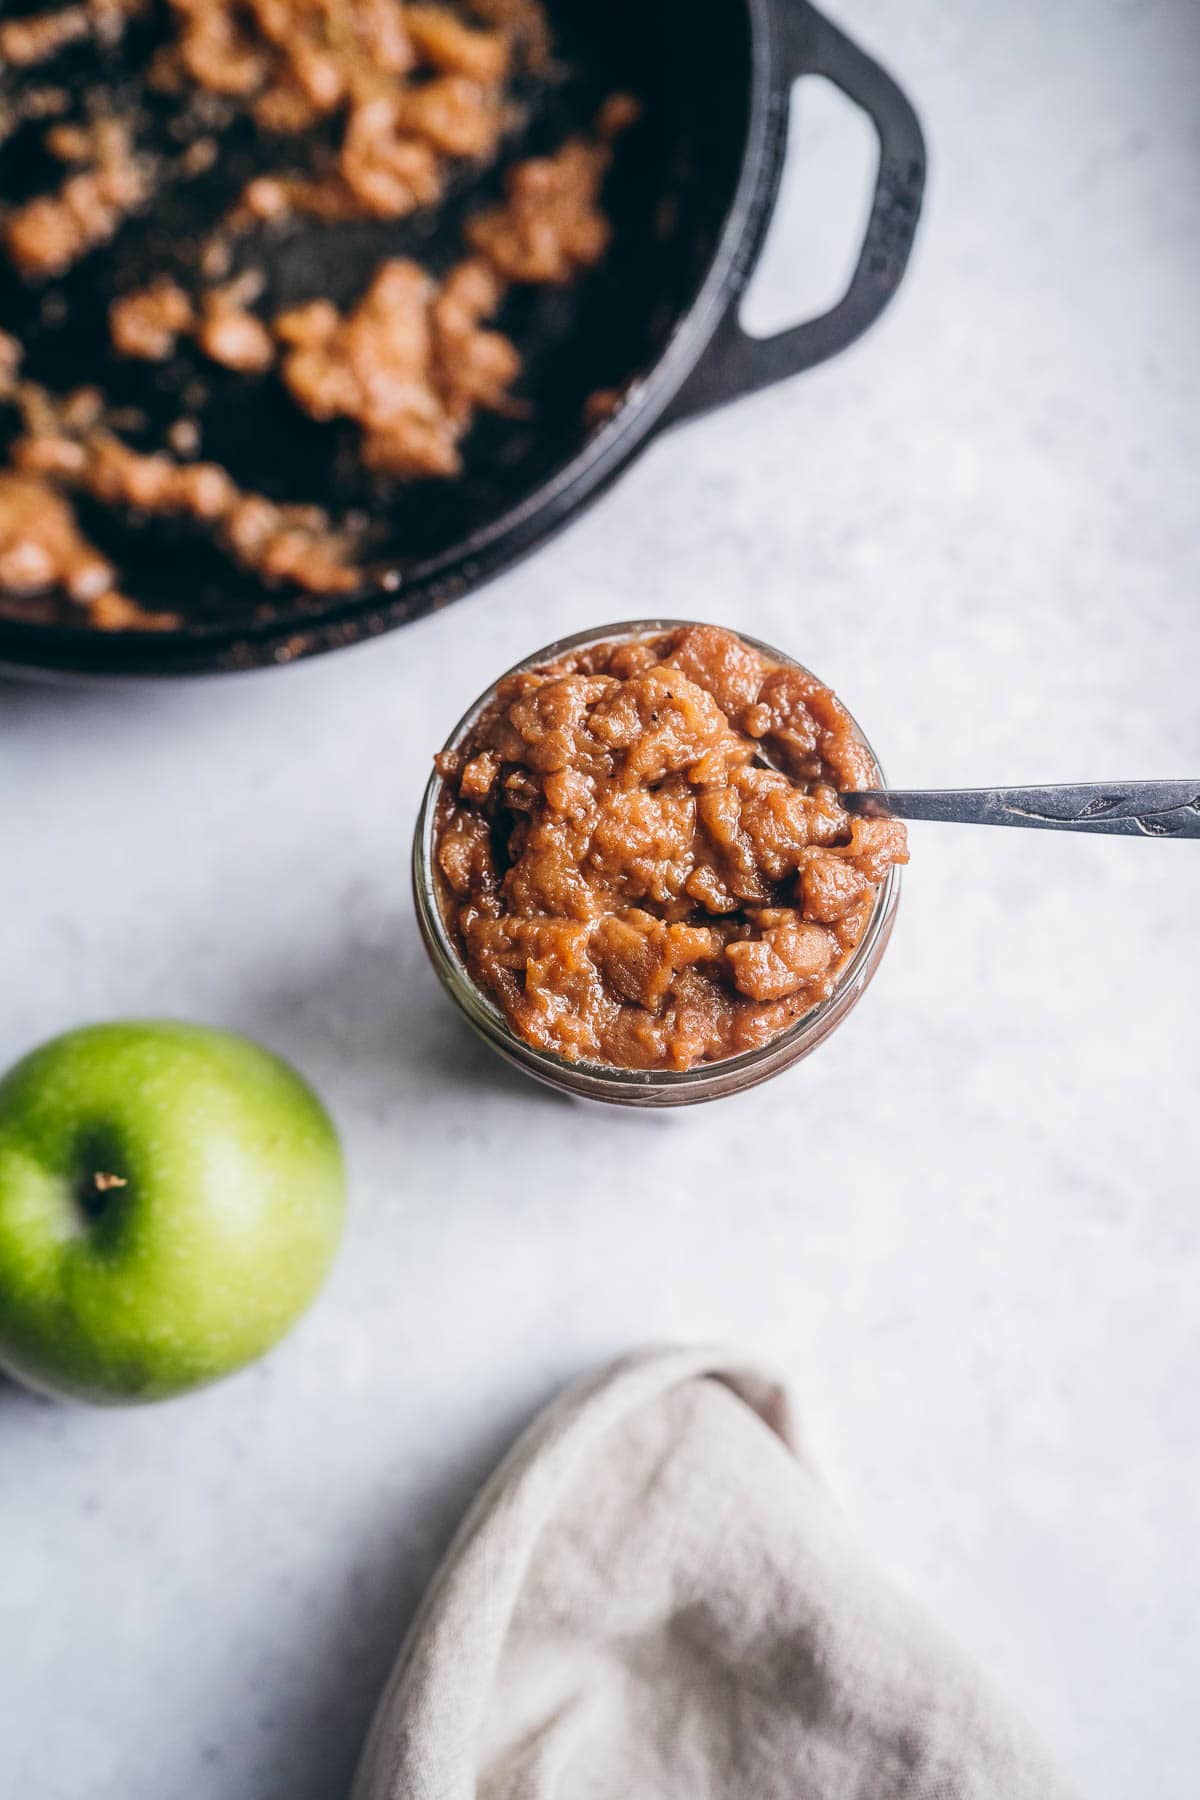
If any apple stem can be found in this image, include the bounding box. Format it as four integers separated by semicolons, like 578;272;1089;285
77;1170;127;1222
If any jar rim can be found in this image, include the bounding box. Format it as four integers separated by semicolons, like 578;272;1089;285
413;619;901;1104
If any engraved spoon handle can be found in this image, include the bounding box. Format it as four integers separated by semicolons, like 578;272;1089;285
842;781;1200;838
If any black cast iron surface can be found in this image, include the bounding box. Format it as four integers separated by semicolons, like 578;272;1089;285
0;0;924;677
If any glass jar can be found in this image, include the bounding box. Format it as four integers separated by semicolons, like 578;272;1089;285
413;620;901;1107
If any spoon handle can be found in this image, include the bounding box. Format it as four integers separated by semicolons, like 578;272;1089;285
843;781;1200;838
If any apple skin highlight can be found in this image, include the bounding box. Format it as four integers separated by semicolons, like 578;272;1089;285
0;1021;346;1404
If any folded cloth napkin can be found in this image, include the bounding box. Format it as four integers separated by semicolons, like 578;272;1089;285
352;1347;1075;1800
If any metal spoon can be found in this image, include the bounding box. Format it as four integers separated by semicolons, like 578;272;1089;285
841;781;1200;838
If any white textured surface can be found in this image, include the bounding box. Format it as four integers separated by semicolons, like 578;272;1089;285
1;2;1197;1796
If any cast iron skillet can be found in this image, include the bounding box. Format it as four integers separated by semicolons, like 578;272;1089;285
0;0;924;678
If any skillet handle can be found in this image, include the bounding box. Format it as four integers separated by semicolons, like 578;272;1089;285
664;1;925;425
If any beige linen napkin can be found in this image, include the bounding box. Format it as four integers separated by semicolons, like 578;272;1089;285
352;1347;1075;1800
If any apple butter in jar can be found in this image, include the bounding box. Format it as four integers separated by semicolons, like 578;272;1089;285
415;622;907;1105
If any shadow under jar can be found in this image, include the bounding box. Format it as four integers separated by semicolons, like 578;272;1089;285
413;621;904;1106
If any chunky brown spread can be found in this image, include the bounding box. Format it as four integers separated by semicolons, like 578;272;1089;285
0;348;363;616
275;255;523;479
434;626;909;1071
164;0;526;227
0;1;146;72
3;116;150;281
0;1;635;629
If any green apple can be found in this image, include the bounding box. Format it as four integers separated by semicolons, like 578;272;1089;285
0;1021;346;1404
